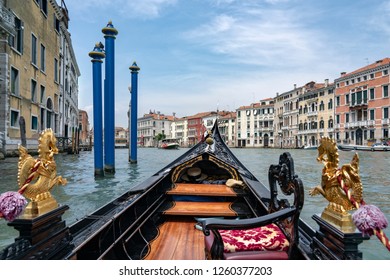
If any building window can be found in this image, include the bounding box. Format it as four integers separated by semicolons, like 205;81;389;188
54;58;59;82
11;67;20;95
370;130;375;139
54;15;60;33
336;115;340;124
31;115;38;130
370;88;375;100
370;73;374;79
319;120;324;129
384;128;389;139
41;0;48;15
328;119;333;128
370;109;375;120
345;113;349;123
40;85;45;103
31;79;37;102
40;44;46;72
328;99;333;110
8;17;24;53
384;107;389;119
345;94;350;104
336;96;340;106
31;34;37;66
384;69;389;76
383;85;389;97
10;110;19;128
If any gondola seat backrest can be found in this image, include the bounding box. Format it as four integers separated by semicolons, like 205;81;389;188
202;152;304;260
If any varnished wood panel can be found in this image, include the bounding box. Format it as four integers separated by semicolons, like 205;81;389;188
167;183;237;197
144;218;205;260
163;201;237;216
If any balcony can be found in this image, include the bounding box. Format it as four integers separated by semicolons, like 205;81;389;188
0;5;16;35
284;109;299;116
307;111;318;117
345;120;372;129
258;127;273;132
382;119;390;125
349;99;368;108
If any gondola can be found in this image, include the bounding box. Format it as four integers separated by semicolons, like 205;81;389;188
1;122;372;260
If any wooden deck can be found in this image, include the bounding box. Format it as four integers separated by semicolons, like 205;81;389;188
167;183;238;197
163;201;237;216
144;218;205;260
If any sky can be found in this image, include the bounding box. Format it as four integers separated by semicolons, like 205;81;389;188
61;0;390;128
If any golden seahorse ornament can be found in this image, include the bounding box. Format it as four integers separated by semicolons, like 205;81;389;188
17;129;67;202
309;137;363;213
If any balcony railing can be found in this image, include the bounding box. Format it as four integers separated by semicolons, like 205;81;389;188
382;119;390;125
307;111;318;117
0;5;16;35
345;120;375;129
349;99;368;107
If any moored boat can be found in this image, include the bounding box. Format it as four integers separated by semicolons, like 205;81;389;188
338;143;389;152
1;122;387;260
303;145;318;150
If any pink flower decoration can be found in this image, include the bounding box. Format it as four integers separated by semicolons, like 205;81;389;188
352;204;388;236
0;191;28;222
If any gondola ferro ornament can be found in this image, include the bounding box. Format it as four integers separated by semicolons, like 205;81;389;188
310;137;389;251
0;129;67;221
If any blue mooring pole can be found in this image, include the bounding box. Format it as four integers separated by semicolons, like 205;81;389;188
88;43;105;176
102;21;118;174
129;62;140;163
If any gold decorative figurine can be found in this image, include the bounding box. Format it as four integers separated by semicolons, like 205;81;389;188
17;129;67;218
309;137;363;232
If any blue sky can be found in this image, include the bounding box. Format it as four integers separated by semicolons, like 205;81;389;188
62;0;390;128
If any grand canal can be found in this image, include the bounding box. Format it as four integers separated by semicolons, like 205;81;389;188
1;147;389;259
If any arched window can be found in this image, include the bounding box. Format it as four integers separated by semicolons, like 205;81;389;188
328;118;334;128
319;120;325;129
328;99;333;109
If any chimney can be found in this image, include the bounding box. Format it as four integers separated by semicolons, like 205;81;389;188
341;72;346;76
294;84;297;89
325;79;329;87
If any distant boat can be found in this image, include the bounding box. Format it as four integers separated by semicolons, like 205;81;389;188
338;143;389;152
303;145;318;150
159;140;179;150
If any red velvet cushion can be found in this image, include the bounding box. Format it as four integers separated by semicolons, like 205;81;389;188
219;223;289;253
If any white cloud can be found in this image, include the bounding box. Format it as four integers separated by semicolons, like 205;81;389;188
63;0;177;19
184;8;322;67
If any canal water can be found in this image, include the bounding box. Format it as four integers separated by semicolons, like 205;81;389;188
1;147;389;259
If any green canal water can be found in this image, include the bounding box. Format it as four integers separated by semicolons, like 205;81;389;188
1;147;389;259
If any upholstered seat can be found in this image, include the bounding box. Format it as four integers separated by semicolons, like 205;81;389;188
204;223;289;260
201;152;304;260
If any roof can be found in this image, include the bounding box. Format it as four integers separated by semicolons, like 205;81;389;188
339;58;390;78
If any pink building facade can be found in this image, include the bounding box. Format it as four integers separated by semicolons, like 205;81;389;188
334;58;390;146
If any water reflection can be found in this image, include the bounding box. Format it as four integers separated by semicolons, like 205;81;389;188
0;148;389;259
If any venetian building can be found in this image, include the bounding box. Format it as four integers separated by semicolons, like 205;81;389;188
297;80;335;147
57;0;80;140
171;116;188;147
137;111;174;147
217;111;236;147
274;85;300;148
236;99;274;148
334;58;390;146
78;109;89;144
0;0;78;154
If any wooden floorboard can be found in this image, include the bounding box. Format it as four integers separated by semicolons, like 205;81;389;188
167;183;238;197
163;201;237;216
144;218;205;260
